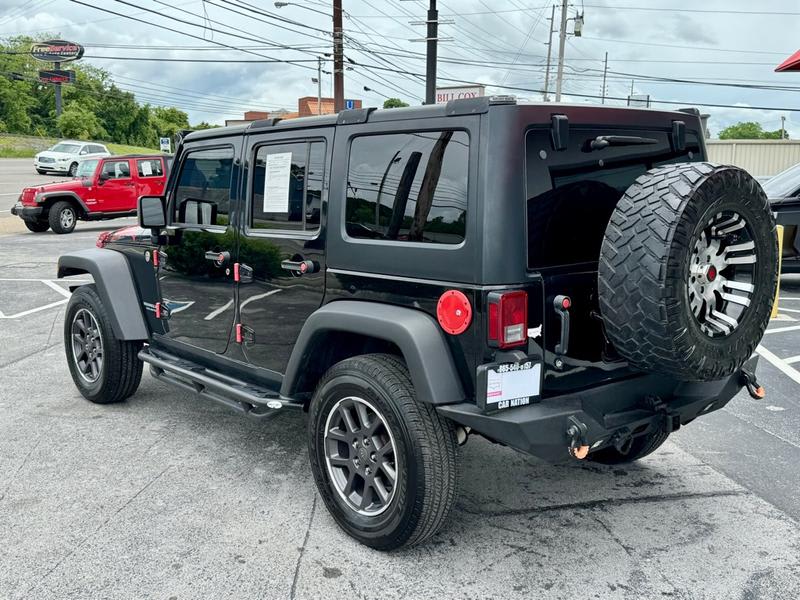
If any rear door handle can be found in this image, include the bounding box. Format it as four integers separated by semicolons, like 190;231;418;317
281;259;318;274
205;250;231;266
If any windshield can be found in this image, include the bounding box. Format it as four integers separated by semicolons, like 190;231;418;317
762;162;800;198
76;159;100;178
49;143;81;154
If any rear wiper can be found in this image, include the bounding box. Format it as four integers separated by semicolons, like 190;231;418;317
586;135;658;151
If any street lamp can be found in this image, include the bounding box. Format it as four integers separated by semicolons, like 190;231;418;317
274;2;331;18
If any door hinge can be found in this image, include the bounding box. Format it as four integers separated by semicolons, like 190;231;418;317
235;323;255;344
234;262;254;284
154;301;171;320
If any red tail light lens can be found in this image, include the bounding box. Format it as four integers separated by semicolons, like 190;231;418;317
487;290;528;349
96;231;112;248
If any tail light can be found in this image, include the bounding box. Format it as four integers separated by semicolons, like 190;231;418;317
487;290;528;349
96;231;112;248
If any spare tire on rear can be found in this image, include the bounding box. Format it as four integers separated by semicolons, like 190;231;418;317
598;162;778;382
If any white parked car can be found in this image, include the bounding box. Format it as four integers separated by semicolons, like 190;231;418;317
34;141;111;177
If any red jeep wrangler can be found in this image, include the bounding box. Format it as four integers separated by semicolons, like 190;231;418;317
11;154;171;234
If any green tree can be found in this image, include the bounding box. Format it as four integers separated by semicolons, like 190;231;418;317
383;98;409;109
57;102;107;140
719;121;787;140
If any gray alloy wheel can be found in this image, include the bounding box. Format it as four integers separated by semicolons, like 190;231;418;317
324;395;399;516
70;308;104;383
60;207;75;230
688;211;757;338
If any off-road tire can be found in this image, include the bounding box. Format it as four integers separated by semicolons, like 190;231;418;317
64;285;143;404
599;163;778;381
49;200;77;234
68;162;78;177
308;353;458;550
24;220;49;233
589;429;669;465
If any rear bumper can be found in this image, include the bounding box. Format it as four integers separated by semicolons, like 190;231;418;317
10;203;43;220
437;355;759;462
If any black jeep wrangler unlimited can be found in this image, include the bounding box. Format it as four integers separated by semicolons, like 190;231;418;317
58;98;778;550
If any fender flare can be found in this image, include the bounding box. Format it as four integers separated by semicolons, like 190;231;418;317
281;301;466;405
38;191;89;214
57;248;149;340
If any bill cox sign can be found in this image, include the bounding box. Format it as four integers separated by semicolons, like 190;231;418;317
435;85;485;104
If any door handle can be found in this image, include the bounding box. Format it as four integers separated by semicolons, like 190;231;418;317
281;259;318;275
205;250;231;266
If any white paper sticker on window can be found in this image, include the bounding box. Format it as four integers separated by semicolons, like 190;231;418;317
263;152;292;213
141;161;153;176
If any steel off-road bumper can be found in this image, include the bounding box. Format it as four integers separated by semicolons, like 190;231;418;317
437;355;759;462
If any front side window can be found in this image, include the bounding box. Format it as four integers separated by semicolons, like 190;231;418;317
137;158;164;177
345;130;468;245
251;140;325;232
173;147;234;226
101;160;131;179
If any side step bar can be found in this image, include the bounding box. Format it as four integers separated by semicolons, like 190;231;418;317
138;346;302;419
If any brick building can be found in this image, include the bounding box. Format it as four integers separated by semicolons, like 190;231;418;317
224;97;363;126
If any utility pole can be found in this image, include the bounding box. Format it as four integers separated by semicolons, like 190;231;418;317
54;60;62;117
601;52;608;104
317;57;323;115
781;115;786;140
333;0;344;113
554;0;568;102
543;4;556;102
426;0;438;104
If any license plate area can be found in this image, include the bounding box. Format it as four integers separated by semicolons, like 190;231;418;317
477;357;542;413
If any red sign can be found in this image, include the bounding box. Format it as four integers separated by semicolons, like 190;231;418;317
39;70;75;84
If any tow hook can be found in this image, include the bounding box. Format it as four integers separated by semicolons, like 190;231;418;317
566;416;589;459
741;370;765;400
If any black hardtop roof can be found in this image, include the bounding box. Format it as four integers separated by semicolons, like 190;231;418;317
106;153;171;159
182;97;699;143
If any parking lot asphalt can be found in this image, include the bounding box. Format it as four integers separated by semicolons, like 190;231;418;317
2;218;800;597
0;158;58;216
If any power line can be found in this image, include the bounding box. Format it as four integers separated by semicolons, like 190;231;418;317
581;4;800;16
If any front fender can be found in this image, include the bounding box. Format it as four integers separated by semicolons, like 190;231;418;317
282;301;466;405
57;248;149;340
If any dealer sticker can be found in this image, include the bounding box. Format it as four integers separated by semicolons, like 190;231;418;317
485;360;541;410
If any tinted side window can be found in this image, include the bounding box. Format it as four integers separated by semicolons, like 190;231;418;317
251;140;324;232
137;158;164;177
91;145;105;154
101;160;131;179
173;147;234;227
345;130;468;244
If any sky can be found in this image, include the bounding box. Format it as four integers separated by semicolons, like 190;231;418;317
1;0;798;137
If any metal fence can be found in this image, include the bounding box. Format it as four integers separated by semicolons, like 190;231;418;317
706;140;800;178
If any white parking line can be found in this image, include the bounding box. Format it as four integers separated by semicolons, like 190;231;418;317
204;299;233;321
240;289;281;309
764;324;800;335
0;298;67;319
40;279;73;298
757;345;800;386
0;192;20;196
779;307;800;314
784;355;800;365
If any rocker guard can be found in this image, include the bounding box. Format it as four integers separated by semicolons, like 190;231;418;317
437;355;759;462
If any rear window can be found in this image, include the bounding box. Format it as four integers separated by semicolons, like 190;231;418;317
137;158;164;177
345;130;468;245
526;128;701;269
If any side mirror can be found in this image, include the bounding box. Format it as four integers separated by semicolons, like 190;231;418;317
138;195;166;230
79;149;88;155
